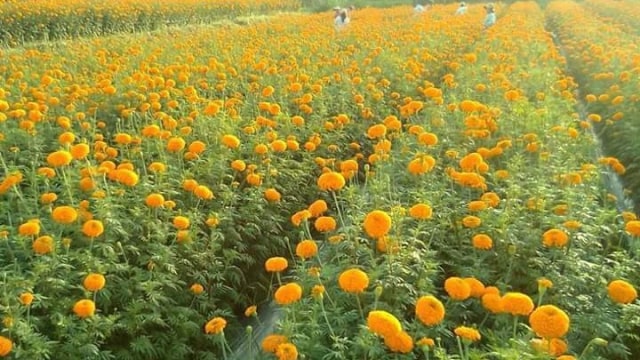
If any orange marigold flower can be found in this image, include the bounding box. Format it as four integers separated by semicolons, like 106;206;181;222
295;240;318;259
417;337;435;348
363;210;392;238
145;193;165;208
317;171;346;192
40;192;58;204
82;220;104;238
19;220;41;236
367;310;402;338
415;295;445;326
204;317;227;335
308;199;328;217
173;216;190;230
0;336;13;357
73;299;96;318
384;331;414;353
32;235;54;255
408;204;432;220
265;257;288;272
444;277;471;301
190;283;204;295
264;188;281;202
244;305;257;317
482;292;504;313
314;216;337;232
262;335;288;353
502;292;534;316
230;159;246;172
291;210;311;227
166;137;186;152
462;215;482;228
454;326;481;342
221;134;241;149
537;278;553;291
367;124;387;139
463;278;485;298
47;150;73;167
607;280;637;304
51;206;78;224
338;268;369;294
542;228;569;247
472;234;493;250
528;305;570;339
19;292;34;306
624;220;640;236
275;343;298;360
83;273;106;292
274;283;303;305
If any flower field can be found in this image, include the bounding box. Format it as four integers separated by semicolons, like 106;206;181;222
0;1;639;360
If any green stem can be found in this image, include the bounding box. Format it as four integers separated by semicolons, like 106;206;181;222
456;336;467;360
512;316;519;339
319;297;336;338
355;294;365;321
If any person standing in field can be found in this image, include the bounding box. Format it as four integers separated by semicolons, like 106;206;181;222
455;2;468;15
334;7;350;29
483;3;496;29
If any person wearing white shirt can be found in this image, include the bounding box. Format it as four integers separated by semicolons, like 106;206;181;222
483;4;496;28
455;2;467;15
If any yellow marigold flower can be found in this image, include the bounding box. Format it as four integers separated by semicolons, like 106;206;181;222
193;185;214;200
314;216;337;232
415;295;445;326
265;257;288;272
563;220;581;230
295;240;318;259
444;277;471;301
173;216;190;230
275;343;298;360
82;220;104;238
274;283;303;305
264;188;281;202
607;280;637;304
190;283;204;295
528;305;570;339
472;234;493;250
338;268;369;294
454;326;481;342
262;334;288;353
145;193;165;208
462;215;482;228
624;220;640;236
463;277;485;298
317;171;346;192
311;285;325;299
47;150;73;167
204;317;226;335
33;235;54;255
384;331;414;353
542;228;569;247
502;292;534;316
363;210;392;238
40;192;58;204
417;337;435;348
19;220;41;237
83;273;106;292
408;204;432;220
51;206;78;224
19;292;34;306
0;335;13;357
367;310;402;338
148;162;166;173
221;134;240;149
73;299;96;318
244;305;257;317
537;278;553;290
308;199;328;217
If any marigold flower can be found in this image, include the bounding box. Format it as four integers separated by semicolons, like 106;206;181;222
454;326;481;342
190;283;204;295
317;171;346;192
607;280;637;304
624;220;640;236
314;216;337;232
463;278;485;298
462;215;482;228
33;235;54;255
311;285;325;299
274;283;302;305
468;200;488;212
531;338;567;356
19;292;34;306
264;188;281;202
145;193;165;208
417;337;435;348
222;134;240;149
275;343;298;360
528;305;570;338
415;295;445;326
73;299;96;318
173;216;190;230
308;199;328;217
363;210;392;238
502;292;534;316
295;240;318;259
244;305;257;317
51;206;78;224
338;268;369;294
482;292;504;314
204;317;227;334
188;141;206;154
166;137;186;152
367;310;402;338
444;277;471;301
409;204;432;220
384;331;414;353
19;220;41;236
367;124;387;139
82;220;104;238
262;334;288;353
472;234;493;250
537;278;553;291
542;228;569;247
193;185;214;200
291;210;311;227
407;156;436;175
83;273;106;292
265;257;288;272
0;335;13;357
230;159;246;172
47;150;73;167
70;143;90;159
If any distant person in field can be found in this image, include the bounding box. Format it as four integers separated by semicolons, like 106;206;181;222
455;2;468;15
414;2;428;14
334;7;350;29
483;3;496;29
